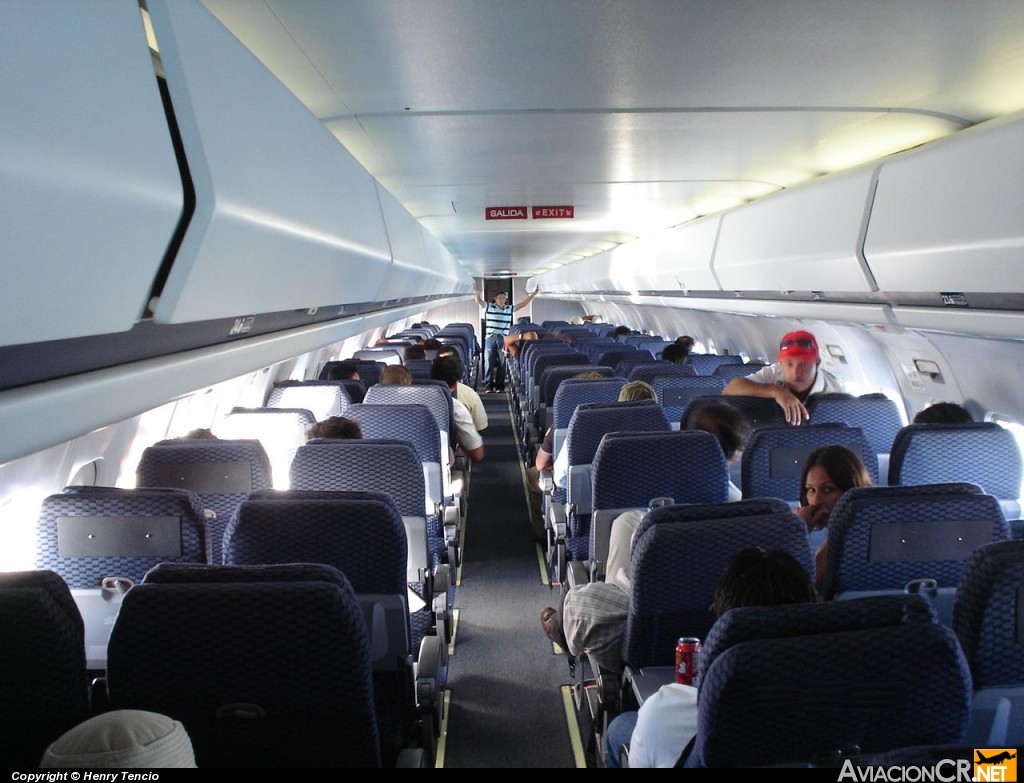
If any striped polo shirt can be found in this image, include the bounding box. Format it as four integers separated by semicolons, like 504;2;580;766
484;302;514;338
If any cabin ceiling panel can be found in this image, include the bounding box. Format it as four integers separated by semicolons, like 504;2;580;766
202;0;1024;278
0;3;182;347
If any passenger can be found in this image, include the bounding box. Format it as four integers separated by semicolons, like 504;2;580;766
794;445;874;591
675;335;695;352
306;416;362;440
474;284;540;393
431;354;488;433
552;381;656;487
177;428;217;440
380;365;413;385
724;330;845;425
913;401;972;424
526;371;606;540
40;710;197;768
602;401;751;580
603;548;817;768
325;364;361;382
422;338;442;351
611;325;631;340
504;329;539;359
403;344;427;361
660;342;690;364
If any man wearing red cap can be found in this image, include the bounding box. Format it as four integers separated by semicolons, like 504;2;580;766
724;330;844;424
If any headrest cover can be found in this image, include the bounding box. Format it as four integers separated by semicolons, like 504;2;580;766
41;710;196;768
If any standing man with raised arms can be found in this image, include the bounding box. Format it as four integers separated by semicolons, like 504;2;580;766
724;330;845;424
474;282;540;393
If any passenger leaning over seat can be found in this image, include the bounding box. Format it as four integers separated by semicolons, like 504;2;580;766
552;380;657;488
602;401;751;580
540;401;751;673
794;445;873;591
603;548;817;769
724;330;844;425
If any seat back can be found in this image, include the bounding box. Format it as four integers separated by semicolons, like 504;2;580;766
354;348;402;365
266;380;352;419
345;403;444;508
740;423;878;504
219;407;316;489
822;484;1011;622
35;486;207;668
550;377;629;462
290;439;439;574
0;570;90;768
654;378;723;425
565;401;671;515
807;393;905;481
889;422;1023;518
136;438;272;565
622;499;811;669
107;563;382;767
590;430;730;567
711;362;763;381
688;353;743;375
953;539;1024;746
685;623;971;767
319;359;383;388
691;394;788;431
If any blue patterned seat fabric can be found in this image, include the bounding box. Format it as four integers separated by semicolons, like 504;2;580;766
685;622;972;767
687;353;744;375
136;438;272;565
654;379;724;425
953;539;1024;746
822;484;1010;622
622;499;811;670
589;430;729;568
888;422;1023;519
740;423;878;504
107;563;384;767
0;569;90;768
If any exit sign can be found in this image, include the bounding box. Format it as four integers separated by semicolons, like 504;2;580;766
532;206;574;219
485;206;527;220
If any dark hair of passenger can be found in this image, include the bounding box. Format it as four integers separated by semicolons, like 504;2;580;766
326;365;361;381
798;445;873;507
574;370;606;380
618;380;657;401
403;344;427;361
661;343;689;364
436;345;458;359
177;428;218;440
912;401;972;424
410;322;422;329
306;416;362;440
676;335;695;350
611;325;631;338
683;401;751;461
380;365;412;385
430;355;463;386
712;547;817;616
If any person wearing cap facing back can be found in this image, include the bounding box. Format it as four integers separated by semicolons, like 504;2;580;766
723;330;845;425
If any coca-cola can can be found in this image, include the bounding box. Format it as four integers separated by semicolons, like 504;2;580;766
675;637;701;685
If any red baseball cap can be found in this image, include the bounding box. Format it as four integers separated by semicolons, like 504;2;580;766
778;331;819;362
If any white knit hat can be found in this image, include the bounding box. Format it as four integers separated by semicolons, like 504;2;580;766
40;710;197;768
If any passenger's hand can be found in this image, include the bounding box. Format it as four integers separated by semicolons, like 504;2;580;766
773;386;810;425
796;503;830;533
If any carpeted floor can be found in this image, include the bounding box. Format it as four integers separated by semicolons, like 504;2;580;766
440;391;581;768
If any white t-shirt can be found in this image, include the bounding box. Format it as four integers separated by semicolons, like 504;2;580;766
451;398;483;452
743;363;845;396
629;683;699;768
456;382;488;431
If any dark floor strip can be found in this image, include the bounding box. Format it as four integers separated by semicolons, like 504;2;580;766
440;392;581;768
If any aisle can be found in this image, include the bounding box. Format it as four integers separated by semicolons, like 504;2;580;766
440;392;582;768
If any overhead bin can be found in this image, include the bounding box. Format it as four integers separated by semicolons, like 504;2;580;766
147;0;396;324
375;184;474;302
0;3;182;348
865;112;1024;294
538;216;720;294
713;167;877;293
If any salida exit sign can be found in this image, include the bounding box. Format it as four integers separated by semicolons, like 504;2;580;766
485;206;574;220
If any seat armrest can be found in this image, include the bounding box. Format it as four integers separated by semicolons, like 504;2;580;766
567;559;591;589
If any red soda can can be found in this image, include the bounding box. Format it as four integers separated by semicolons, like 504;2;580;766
675;637;701;685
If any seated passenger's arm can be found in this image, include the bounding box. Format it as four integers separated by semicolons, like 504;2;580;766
535;447;553;472
553;440;569;488
724;375;808;425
